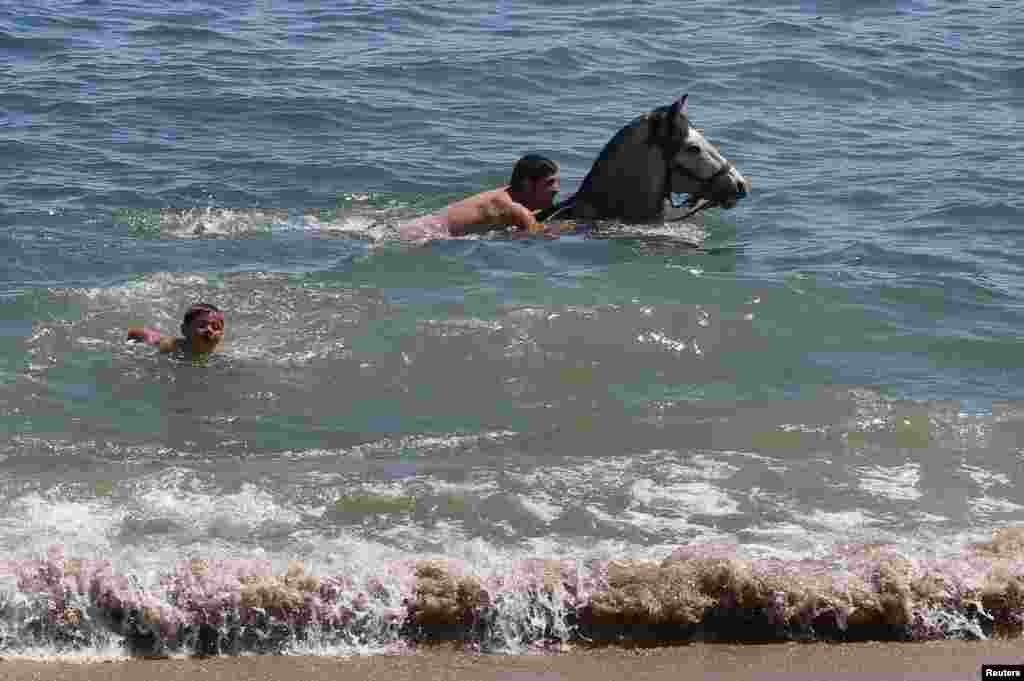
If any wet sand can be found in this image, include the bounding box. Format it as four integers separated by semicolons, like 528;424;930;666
4;641;1024;681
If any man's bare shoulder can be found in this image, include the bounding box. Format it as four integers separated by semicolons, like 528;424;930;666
448;187;511;209
487;186;516;204
445;187;520;235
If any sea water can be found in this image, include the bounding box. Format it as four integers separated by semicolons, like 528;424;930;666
1;0;1024;657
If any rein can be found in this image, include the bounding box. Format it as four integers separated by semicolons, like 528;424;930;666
668;197;714;223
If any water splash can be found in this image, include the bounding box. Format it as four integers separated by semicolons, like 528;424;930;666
4;531;1024;658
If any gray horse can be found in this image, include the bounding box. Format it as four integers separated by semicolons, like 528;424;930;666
538;95;749;224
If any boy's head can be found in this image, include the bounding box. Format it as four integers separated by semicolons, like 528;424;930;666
181;302;224;352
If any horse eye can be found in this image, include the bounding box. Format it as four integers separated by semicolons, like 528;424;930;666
685;144;702;154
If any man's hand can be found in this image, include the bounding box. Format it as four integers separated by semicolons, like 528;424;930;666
510;225;561;240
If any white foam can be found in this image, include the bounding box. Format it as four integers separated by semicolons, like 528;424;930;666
806;508;883;532
961;463;1011;491
857;462;923;501
0;494;125;559
160;208;288;239
969;495;1024;514
135;478;302;533
630;479;739;517
516;496;563;523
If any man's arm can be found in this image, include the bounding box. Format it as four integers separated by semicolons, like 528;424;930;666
444;189;553;237
507;203;544;234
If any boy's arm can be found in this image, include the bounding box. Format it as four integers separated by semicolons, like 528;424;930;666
127;327;178;353
157;336;178;353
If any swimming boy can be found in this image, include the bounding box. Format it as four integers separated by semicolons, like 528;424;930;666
127;302;225;355
399;154;562;240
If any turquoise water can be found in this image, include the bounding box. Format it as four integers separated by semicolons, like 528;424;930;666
2;0;1024;657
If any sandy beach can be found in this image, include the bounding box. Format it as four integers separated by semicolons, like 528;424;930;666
4;642;1024;681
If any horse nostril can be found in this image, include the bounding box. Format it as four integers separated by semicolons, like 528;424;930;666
736;179;748;198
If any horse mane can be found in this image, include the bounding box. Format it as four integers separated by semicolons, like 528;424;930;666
575;120;638;198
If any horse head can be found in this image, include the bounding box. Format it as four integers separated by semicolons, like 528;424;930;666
544;94;749;223
659;94;749;212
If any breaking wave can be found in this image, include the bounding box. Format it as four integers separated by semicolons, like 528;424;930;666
4;530;1024;658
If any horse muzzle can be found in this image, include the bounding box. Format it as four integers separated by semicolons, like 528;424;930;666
711;171;749;209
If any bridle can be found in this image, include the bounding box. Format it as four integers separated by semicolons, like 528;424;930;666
658;124;734;221
664;154;734;208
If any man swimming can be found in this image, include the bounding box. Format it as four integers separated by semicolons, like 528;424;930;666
399;154;562;240
127;302;225;355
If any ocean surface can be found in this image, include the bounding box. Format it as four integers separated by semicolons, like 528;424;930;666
2;0;1024;659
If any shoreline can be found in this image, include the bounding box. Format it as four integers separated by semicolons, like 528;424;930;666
4;641;1024;681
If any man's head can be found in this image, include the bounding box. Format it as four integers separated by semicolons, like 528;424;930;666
509;154;560;210
181;302;224;353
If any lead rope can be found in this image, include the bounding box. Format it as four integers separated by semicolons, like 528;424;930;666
667;197;714;223
535;198;576;223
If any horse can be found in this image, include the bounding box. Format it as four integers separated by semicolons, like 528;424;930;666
536;94;749;225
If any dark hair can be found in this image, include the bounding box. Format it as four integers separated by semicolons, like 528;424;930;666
182;302;221;326
509;154;558;192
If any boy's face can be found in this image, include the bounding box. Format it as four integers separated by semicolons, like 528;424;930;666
183;310;224;353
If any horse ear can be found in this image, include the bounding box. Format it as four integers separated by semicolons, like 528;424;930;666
671;94;689;117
